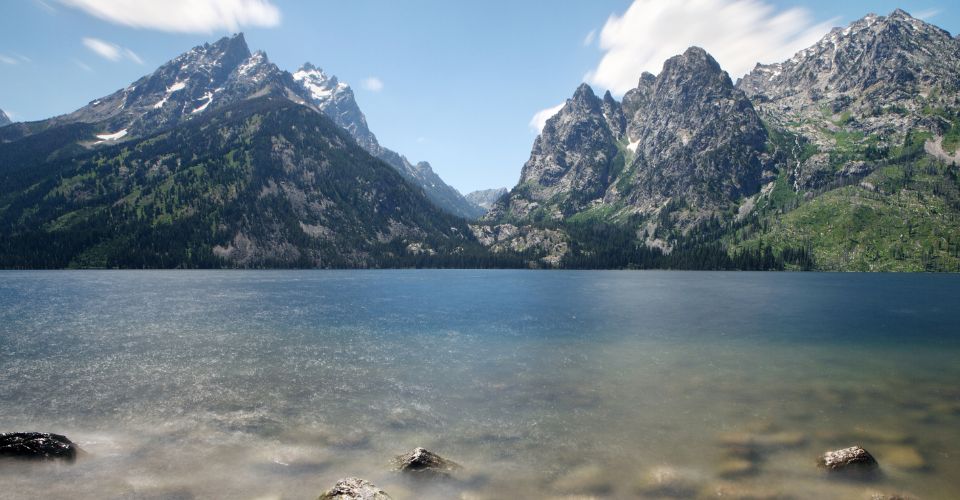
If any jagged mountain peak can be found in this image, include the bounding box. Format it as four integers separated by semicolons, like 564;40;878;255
739;9;959;102
657;46;732;91
569;83;602;110
40;31;314;142
292;63;350;103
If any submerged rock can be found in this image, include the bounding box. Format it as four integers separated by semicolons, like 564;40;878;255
635;466;701;498
551;463;612;495
0;432;79;462
875;445;926;471
868;492;919;500
708;481;794;499
318;477;392;500
392;447;462;479
817;446;879;476
717;457;757;478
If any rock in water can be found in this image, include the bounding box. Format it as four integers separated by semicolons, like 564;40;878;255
817;446;879;476
0;432;78;462
318;477;392;500
392;447;462;479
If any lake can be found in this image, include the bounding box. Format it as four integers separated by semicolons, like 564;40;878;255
0;270;958;499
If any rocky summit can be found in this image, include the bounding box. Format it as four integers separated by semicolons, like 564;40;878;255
478;10;960;271
739;9;960;191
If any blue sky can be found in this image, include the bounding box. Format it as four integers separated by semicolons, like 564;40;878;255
1;1;957;194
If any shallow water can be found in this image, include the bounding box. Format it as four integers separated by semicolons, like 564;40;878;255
0;270;958;499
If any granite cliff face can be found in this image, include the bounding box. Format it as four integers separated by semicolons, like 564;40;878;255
621;47;768;213
492;83;620;223
739;9;960;189
485;47;769;261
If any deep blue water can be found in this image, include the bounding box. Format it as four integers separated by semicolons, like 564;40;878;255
0;271;958;498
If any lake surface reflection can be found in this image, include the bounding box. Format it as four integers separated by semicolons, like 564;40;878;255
0;270;958;499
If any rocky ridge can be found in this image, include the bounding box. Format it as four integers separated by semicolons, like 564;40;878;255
484;47;769;263
739;9;960;190
465;188;507;211
292;64;484;219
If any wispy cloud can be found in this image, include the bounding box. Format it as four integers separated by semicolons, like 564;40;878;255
0;54;18;65
362;77;384;92
913;8;941;20
529;102;564;134
61;0;281;33
583;29;597;46
586;0;836;94
82;37;143;64
73;58;94;72
34;0;57;14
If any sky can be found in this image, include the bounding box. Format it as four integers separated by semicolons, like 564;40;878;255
1;1;957;194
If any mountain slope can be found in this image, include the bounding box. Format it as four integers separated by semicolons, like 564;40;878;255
0;109;10;127
292;64;485;220
0;96;479;268
738;9;960;190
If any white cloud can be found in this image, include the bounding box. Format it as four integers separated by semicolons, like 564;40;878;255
82;37;143;64
123;48;143;65
34;0;57;14
60;0;281;33
914;8;941;20
586;0;836;94
583;29;597;46
0;54;18;65
73;58;94;72
529;103;564;133
362;77;384;92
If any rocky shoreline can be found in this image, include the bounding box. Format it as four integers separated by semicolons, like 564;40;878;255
2;430;928;499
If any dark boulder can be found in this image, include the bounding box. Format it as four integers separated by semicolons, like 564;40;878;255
318;477;392;500
0;432;79;462
392;447;462;479
817;446;879;476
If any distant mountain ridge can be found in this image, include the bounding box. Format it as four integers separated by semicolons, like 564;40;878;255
465;188;507;211
0;109;10;127
292;63;485;219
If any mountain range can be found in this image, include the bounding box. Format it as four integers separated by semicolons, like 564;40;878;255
476;9;960;271
0;9;957;270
